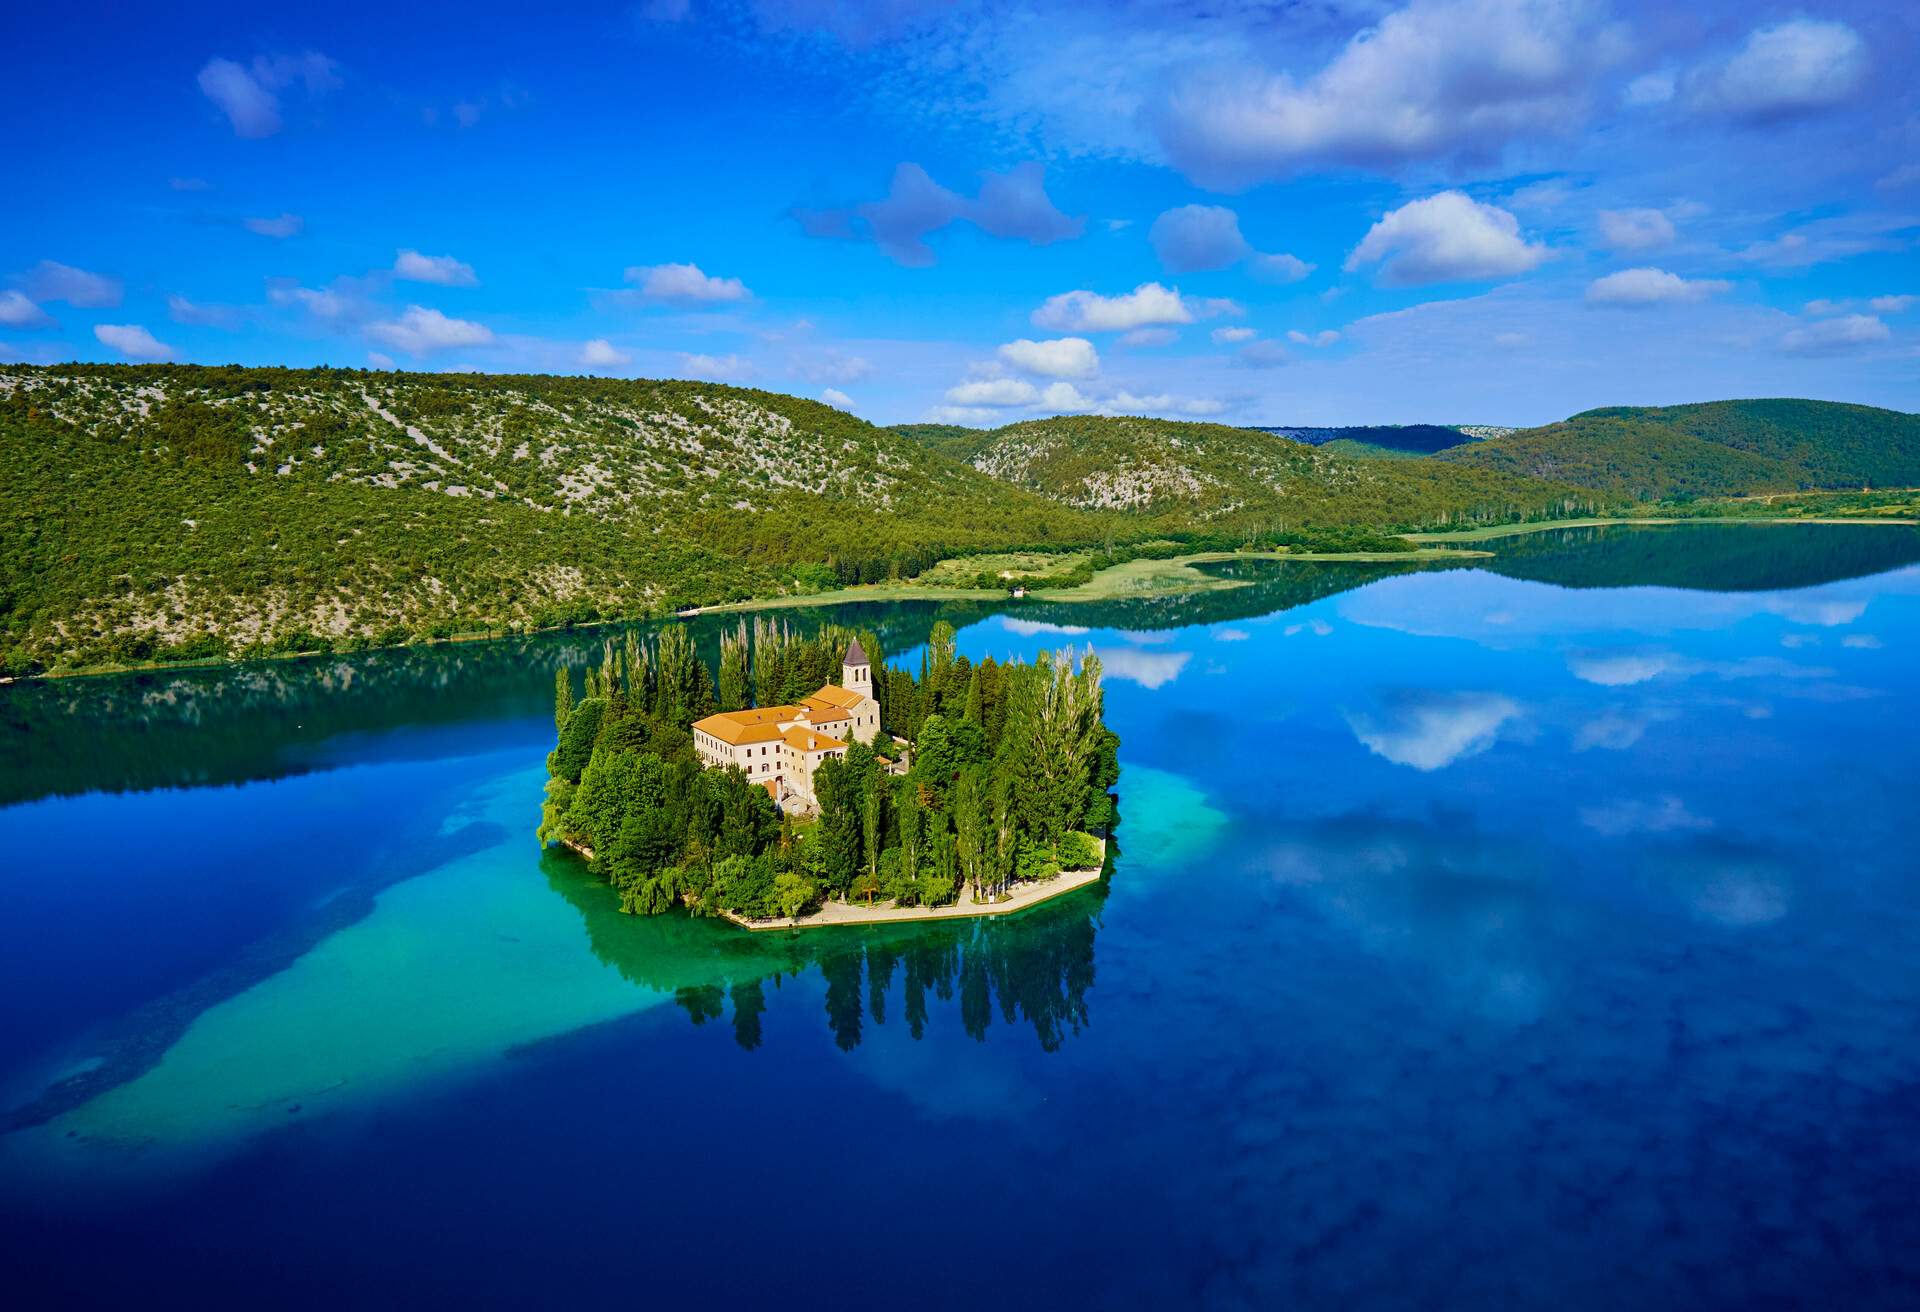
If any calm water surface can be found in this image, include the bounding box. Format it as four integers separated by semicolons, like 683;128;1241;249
3;523;1919;1309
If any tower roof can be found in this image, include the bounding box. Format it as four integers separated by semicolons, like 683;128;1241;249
844;636;868;666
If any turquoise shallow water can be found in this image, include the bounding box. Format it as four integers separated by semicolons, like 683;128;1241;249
3;523;1919;1308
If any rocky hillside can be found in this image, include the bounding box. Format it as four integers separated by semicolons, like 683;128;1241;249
0;366;1101;673
908;415;1593;530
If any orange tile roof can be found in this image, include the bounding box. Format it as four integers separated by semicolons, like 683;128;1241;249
799;700;851;724
780;725;845;753
807;684;866;710
694;705;801;745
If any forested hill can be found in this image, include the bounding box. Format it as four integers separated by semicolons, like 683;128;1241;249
1440;399;1920;499
0;365;1103;673
909;414;1594;531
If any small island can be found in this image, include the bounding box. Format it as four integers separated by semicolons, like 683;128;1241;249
537;619;1118;927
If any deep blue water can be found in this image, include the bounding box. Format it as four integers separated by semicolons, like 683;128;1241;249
3;524;1919;1309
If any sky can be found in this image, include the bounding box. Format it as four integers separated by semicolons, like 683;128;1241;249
2;0;1917;426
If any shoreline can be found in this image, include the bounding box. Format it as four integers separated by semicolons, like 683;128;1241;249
562;828;1107;933
721;857;1108;932
12;515;1915;685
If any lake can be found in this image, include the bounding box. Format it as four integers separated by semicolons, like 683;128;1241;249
4;522;1919;1309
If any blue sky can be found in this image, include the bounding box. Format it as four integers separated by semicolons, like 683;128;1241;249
3;0;1916;425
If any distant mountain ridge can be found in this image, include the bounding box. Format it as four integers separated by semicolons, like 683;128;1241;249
1441;398;1920;498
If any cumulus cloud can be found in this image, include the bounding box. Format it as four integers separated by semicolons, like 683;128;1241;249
94;323;176;361
1032;281;1240;332
1288;329;1341;346
1345;192;1548;286
579;338;630;368
1585;267;1730;307
366;305;494;355
197;51;339;138
395;250;478;286
1778;314;1890;356
1597;208;1676;251
1211;326;1257;344
0;290;52;327
1250;252;1314;283
624;262;751;303
796;161;1082;267
944;377;1040;407
997;336;1099;379
1149;204;1247;272
1870;295;1915;314
244;212;303;239
820;388;856;410
1148;204;1315;283
1038;381;1097;411
23;260;122;308
1688;19;1867;122
1345;690;1521;771
1149;0;1613;187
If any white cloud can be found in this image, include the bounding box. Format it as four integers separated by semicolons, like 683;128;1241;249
1287;329;1341;346
1250;252;1314;283
1038;381;1097;411
268;282;356;321
1211;326;1257;344
1345;192;1548;286
197;58;280;137
1345;691;1521;771
944;377;1039;407
1091;646;1190;689
166;294;240;329
1150;0;1612;186
624;262;751;303
1568;650;1677;686
997;336;1099;379
1119;327;1179;348
821;388;856;410
367;351;396;370
244;212;303;239
1031;281;1236;332
1579;795;1712;837
579;338;630;369
394;250;478;286
94;323;176;360
366;305;494;355
1869;295;1915;314
1149;205;1248;272
1778;314;1890;357
24;260;122;308
1597;208;1676;251
797;161;1082;267
1585;267;1730;307
1623;71;1675;106
924;405;997;425
196;51;338;139
1689;19;1867;122
678;352;751;380
0;290;51;327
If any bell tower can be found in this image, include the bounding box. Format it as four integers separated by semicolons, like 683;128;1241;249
841;637;871;692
